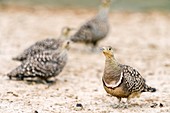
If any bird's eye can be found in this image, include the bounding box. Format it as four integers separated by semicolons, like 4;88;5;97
108;48;111;50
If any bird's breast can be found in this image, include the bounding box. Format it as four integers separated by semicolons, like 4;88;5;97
103;84;129;98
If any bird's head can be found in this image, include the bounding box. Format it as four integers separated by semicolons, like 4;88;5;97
62;40;71;50
101;46;114;58
61;27;75;38
101;0;112;7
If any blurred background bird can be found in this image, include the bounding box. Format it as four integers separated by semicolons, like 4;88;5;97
12;26;73;62
7;40;71;84
70;0;112;51
101;46;156;108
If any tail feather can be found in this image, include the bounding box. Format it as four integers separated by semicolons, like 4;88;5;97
12;57;19;61
12;56;26;62
7;67;24;80
7;71;16;79
142;84;156;92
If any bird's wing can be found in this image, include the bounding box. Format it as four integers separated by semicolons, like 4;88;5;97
121;65;145;92
71;20;94;42
19;50;60;77
12;38;61;61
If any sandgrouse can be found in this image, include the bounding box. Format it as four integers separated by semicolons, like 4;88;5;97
12;27;73;62
70;0;111;48
7;40;70;83
101;46;156;107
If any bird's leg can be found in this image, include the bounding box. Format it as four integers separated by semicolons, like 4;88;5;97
91;41;99;52
118;97;121;104
112;97;121;108
92;41;97;47
124;98;130;108
117;97;124;108
41;78;56;88
26;77;53;85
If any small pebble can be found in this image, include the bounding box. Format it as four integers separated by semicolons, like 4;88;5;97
93;89;98;92
65;89;69;92
7;91;19;97
75;103;83;111
150;103;158;108
34;110;38;113
75;96;78;99
159;103;163;107
76;103;83;107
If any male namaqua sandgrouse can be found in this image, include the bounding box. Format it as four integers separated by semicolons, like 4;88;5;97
101;46;156;107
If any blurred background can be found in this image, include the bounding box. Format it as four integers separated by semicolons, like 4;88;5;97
0;0;170;11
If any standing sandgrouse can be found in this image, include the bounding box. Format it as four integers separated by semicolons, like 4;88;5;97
70;0;111;48
101;46;156;107
7;40;70;83
12;27;73;62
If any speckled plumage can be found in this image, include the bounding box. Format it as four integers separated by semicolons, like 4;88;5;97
70;0;111;47
101;46;156;106
7;40;70;82
13;27;72;62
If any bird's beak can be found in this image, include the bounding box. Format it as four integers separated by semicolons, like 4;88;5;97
100;47;110;56
100;47;108;55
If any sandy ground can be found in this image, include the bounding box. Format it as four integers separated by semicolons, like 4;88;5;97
0;7;170;113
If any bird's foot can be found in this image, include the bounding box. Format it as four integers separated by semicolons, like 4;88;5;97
111;104;120;108
42;79;56;84
122;102;129;108
26;78;56;86
112;104;128;109
121;99;130;108
41;79;56;88
112;102;129;109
